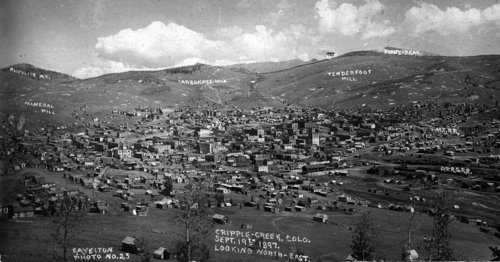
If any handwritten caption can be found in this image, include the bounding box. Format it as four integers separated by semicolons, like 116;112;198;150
10;67;51;80
24;101;55;115
383;48;423;56
440;166;471;175
178;79;227;85
72;247;130;261
214;229;311;261
327;69;372;82
433;127;459;135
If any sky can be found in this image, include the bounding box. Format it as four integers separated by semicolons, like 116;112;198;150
1;0;499;79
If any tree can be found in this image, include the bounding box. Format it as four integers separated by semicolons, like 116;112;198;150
401;201;420;261
489;246;500;261
136;237;151;262
350;211;379;261
162;177;173;196
173;180;214;262
214;193;225;206
51;195;86;262
426;190;454;261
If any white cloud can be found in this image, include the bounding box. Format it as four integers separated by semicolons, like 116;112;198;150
362;20;395;40
314;0;394;39
73;60;159;79
95;21;222;68
483;4;500;22
232;25;289;59
213;26;244;40
77;21;317;78
403;3;500;37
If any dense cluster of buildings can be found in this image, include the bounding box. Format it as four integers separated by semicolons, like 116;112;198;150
1;101;499;230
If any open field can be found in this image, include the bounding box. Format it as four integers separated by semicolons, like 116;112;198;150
1;201;499;262
1;169;499;262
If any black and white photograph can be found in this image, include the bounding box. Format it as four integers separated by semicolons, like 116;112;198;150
1;0;500;261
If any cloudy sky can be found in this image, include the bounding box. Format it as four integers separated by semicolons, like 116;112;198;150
1;0;499;78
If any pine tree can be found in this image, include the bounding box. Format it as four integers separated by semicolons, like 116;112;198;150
162;177;173;196
351;211;379;261
426;190;454;261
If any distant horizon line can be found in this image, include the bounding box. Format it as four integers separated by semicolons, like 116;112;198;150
3;48;500;80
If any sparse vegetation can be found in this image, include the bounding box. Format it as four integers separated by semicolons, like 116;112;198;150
426;190;455;261
50;196;86;262
173;180;215;262
350;211;380;261
161;177;173;196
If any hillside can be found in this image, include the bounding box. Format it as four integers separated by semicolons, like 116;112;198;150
0;63;258;124
1;63;77;83
1;51;499;125
255;52;500;108
227;59;310;74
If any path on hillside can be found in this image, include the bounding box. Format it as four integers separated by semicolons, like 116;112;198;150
271;216;296;253
201;84;222;104
268;212;364;256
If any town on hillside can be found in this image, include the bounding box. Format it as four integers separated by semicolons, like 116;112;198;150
1;100;499;261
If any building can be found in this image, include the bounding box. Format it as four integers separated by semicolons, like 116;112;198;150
212;214;228;225
112;147;132;159
121;236;138;254
198;142;214;154
313;213;328;223
153;247;173;260
12;206;35;219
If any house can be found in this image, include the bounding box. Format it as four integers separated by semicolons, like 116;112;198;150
98;184;110;192
241;224;253;229
302;164;327;174
121;203;131;212
154;198;172;209
403;249;419;261
112;147;132;159
135;205;148;216
295;205;307;212
12;206;35;219
90;201;109;214
1;204;9;214
315;190;328;197
215;187;230;194
313;213;328;223
212;214;228;225
153;247;173;260
122;236;138;254
257;165;269;173
264;203;279;213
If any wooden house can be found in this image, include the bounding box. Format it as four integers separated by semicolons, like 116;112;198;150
313;213;328;223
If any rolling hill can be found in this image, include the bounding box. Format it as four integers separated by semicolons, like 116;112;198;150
228;59;311;74
1;63;77;83
255;51;500;108
1;50;499;125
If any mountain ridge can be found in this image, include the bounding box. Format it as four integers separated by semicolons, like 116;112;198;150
1;51;499;124
1;63;77;82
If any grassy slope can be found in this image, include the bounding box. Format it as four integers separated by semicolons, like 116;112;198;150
1;168;499;262
255;53;500;108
